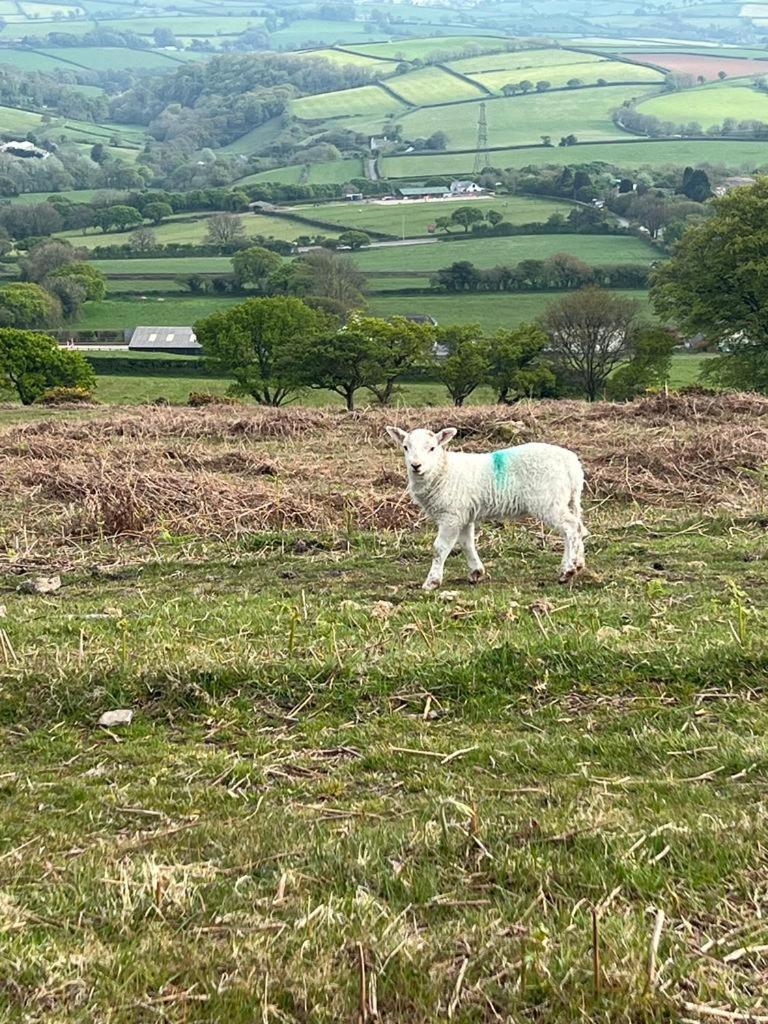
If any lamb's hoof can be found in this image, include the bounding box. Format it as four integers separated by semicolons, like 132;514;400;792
558;567;577;584
422;579;442;591
468;568;487;584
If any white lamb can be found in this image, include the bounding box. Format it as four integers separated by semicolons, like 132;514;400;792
385;426;587;590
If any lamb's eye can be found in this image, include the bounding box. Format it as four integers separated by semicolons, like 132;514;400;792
429;446;436;452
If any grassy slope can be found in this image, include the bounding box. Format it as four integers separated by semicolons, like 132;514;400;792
468;60;664;92
0;399;767;1021
640;80;768;122
71;295;241;329
396;85;662;151
353;235;658;272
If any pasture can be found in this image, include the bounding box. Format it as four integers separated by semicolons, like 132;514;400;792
395;84;660;150
236;159;365;186
292;84;407;120
0;395;767;1022
386;65;487;105
351;36;509;60
621;51;768;80
69;295;241;329
353;234;658;273
461;58;664;93
640;81;768;124
291;196;577;236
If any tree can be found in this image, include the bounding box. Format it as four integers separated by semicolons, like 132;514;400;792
143;202;173;225
433;260;480;292
0;283;60;329
0;328;94;404
434;216;452;233
20;240;82;283
50;263;106;301
718;70;727;80
502;82;520;96
536;80;551;92
629;193;669;238
486;209;504;226
153;25;177;47
231;246;282;292
97;205;142;233
651;177;768;388
90;143;107;165
434;324;489;406
566;78;582;88
486;324;554;403
205;213;246;246
605;326;677;401
194;296;336;406
681;166;712;202
363;314;434;405
541;134;553;147
45;276;86;320
519;80;533;93
542;287;640;400
450;206;485;233
290;250;366;313
337;230;371;250
130;227;158;253
559;134;578;147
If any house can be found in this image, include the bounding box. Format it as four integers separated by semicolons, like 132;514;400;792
450;180;484;195
713;176;756;196
0;140;49;160
129;327;202;356
397;186;450;200
343;191;364;201
404;313;438;326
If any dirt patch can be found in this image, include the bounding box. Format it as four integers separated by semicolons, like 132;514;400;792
621;52;768;81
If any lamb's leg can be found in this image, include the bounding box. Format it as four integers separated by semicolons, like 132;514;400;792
423;522;461;591
459;522;486;583
545;510;583;584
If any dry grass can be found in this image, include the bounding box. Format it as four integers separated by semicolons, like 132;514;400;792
1;394;767;546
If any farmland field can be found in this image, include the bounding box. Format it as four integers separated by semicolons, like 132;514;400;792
447;48;608;74
1;395;767;1021
619;51;768;79
353;234;658;273
381;137;768;176
464;58;664;93
91;257;233;275
69;295;241;329
396;85;662;151
640;81;768;123
292;196;577;236
292;84;407;120
303;47;395;69
387;64;487;104
351;35;510;60
38;46;188;70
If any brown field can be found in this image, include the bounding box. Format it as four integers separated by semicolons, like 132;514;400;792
622;52;768;80
2;391;767;552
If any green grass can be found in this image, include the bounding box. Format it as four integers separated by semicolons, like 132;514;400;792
640;80;768;124
367;288;653;328
236;159;365;187
352;35;509;60
99;14;264;35
292;84;407;120
94;372;232;402
267;19;387;48
386;65;487;105
447;48;610;74
0;103;43;133
466;57;663;93
91;257;234;275
353;234;658;273
38;46;188;70
382;138;768;176
0;397;766;1021
396;85;661;151
303;46;395;69
69;295;241;329
292;196;577;236
219;117;285;156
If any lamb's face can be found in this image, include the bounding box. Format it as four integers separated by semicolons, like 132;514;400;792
385;426;457;479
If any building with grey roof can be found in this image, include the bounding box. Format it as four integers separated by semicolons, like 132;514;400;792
128;327;202;356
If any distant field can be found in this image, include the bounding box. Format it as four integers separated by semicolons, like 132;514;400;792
448;48;606;74
351;36;508;60
38;46;187;70
294;196;576;235
396;85;661;151
640;81;768;123
353;234;658;272
99;15;264;35
368;288;654;328
622;51;768;79
267;20;386;48
462;57;664;92
236;159;363;187
8;188;121;205
302;47;395;69
219;118;284;156
292;84;406;120
387;65;486;104
70;295;241;329
91;257;233;275
381;137;768;175
235;164;305;185
0;104;42;133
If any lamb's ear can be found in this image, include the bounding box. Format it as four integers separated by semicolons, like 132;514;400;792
436;427;458;447
385;426;408;445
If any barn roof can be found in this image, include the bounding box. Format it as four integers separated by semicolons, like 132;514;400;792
129;327;201;351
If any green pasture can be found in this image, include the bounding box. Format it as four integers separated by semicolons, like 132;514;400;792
292;196;577;236
381;137;768;176
640;81;768;124
447;48;608;74
219;118;285;156
292;84;407;120
352;233;658;273
99;15;264;36
467;60;664;92
235;164;305;185
236;159;364;187
396;84;661;151
0;104;43;133
92;257;233;275
302;47;395;69
267;20;387;49
387;65;486;105
38;46;187;70
7;188;121;205
70;295;241;329
351;36;509;60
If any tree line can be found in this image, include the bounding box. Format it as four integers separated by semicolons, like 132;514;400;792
432;255;650;293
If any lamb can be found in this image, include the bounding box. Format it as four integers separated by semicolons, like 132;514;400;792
385;426;587;590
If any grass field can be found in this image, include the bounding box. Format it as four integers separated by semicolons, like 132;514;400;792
387;65;487;105
640;81;768;123
70;295;241;329
354;235;658;273
0;103;43;133
352;36;509;60
236;159;364;186
465;59;664;93
292;84;407;120
292;196;576;236
382;137;768;176
1;395;767;1021
303;47;396;70
396;85;662;151
448;48;608;74
91;257;233;275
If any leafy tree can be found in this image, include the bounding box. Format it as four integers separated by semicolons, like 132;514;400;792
90;143;107;165
486;323;554;403
20;240;82;282
205;213;246;246
231;246;282;291
130;227;158;252
337;230;370;250
0;283;60;329
651;177;768;389
629;193;668;238
153;25;177;47
542;286;640;400
519;79;533;93
566;78;582;88
502;82;520;96
361;314;434;405
289;249;366;313
0;328;95;404
45;276;86;320
433;260;480;292
434;324;489;406
681;167;712;202
50;262;106;301
434;216;452;233
143;202;173;225
450;206;485;233
536;80;551;92
718;70;727;80
97;205;142;233
605;326;677;401
290;318;379;411
195;296;336;406
486;209;504;226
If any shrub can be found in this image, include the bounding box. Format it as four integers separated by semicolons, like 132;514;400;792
187;391;240;407
38;386;98;405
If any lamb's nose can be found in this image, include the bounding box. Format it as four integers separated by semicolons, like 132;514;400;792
411;462;422;473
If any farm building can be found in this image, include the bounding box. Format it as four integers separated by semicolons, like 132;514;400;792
397;186;451;200
129;327;202;356
713;176;756;196
450;180;484;195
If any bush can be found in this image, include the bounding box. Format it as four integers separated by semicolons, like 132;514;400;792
187;391;240;407
38;386;98;405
